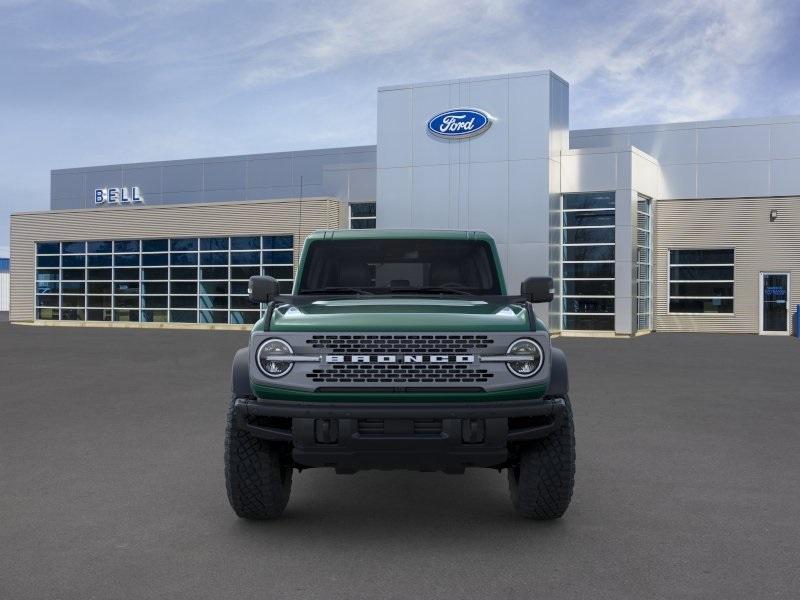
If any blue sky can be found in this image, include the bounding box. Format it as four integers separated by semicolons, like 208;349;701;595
1;0;799;248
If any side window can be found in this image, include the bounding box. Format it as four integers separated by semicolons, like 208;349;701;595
668;249;734;314
349;203;376;229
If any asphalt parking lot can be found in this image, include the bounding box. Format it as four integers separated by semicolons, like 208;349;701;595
1;323;799;599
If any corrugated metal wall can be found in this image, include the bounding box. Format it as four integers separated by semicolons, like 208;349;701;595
10;198;342;322
655;196;800;333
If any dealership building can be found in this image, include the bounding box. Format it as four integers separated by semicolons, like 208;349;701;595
9;69;800;335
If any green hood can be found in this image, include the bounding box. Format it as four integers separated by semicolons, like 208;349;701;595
264;297;538;332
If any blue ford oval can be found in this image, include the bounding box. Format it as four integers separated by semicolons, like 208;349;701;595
427;108;493;139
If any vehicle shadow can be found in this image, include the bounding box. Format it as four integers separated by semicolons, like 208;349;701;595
226;468;572;544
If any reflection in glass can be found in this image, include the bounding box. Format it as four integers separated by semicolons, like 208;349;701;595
34;235;294;324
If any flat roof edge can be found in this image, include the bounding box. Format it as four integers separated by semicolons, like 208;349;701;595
378;69;567;92
572;114;800;137
51;145;377;174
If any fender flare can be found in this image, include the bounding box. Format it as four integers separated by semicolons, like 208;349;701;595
231;347;252;398
546;347;569;398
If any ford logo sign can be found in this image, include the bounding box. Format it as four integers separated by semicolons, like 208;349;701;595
427;108;493;139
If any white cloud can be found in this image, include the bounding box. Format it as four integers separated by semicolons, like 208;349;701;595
571;0;782;125
15;0;789;126
236;0;524;88
228;0;786;125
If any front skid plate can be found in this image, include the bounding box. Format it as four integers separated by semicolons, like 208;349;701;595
234;397;565;472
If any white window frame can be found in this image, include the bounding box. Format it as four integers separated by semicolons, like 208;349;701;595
561;195;616;328
667;248;735;315
636;197;652;331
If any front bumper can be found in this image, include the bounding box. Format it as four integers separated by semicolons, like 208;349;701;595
234;397;566;473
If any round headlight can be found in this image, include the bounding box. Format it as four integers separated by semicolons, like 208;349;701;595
506;338;544;378
257;338;294;378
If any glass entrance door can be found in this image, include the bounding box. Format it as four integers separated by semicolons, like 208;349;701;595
759;273;790;334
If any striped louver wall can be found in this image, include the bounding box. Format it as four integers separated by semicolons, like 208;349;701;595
654;196;800;333
10;198;342;323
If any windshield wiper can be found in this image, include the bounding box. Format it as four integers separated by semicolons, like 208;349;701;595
389;286;474;296
298;286;375;295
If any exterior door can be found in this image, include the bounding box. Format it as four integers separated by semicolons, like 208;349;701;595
759;273;790;335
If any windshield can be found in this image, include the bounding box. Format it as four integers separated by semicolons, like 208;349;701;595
297;238;502;295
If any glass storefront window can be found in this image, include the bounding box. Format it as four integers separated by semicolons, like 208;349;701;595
36;307;59;320
88;282;111;294
62;282;85;294
142;253;168;266
87;309;112;321
37;281;59;294
170;253;198;266
113;240;139;253
37;255;59;268
200;310;229;324
142;239;168;252
62;255;85;267
88;241;112;253
636;197;652;331
265;250;293;264
88;268;112;280
668;248;734;314
201;252;228;265
200;237;229;251
61;241;86;254
141;310;168;322
349;202;377;229
563;193;615;210
170;238;198;252
36;242;59;254
33;234;294;325
88;255;113;267
563;246;614;262
114;254;139;267
88;296;112;307
263;235;293;249
200;281;228;295
201;267;228;279
142;296;168;309
561;192;615;331
230;251;259;265
231;236;260;250
563;314;615;330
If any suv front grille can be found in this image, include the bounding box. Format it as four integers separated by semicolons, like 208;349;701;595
306;334;494;354
303;334;497;385
307;363;493;384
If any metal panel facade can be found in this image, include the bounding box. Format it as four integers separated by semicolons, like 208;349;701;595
50;147;376;209
570;115;800;200
10;198;341;322
376;71;569;328
654;197;800;333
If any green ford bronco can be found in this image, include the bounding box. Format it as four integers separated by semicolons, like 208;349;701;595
225;230;575;519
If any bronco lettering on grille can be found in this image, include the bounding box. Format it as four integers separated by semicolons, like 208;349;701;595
325;354;475;364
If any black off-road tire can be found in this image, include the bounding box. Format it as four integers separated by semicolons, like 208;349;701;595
224;397;293;519
508;396;575;519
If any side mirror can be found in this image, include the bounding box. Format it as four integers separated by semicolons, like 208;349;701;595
248;276;280;303
521;276;554;303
